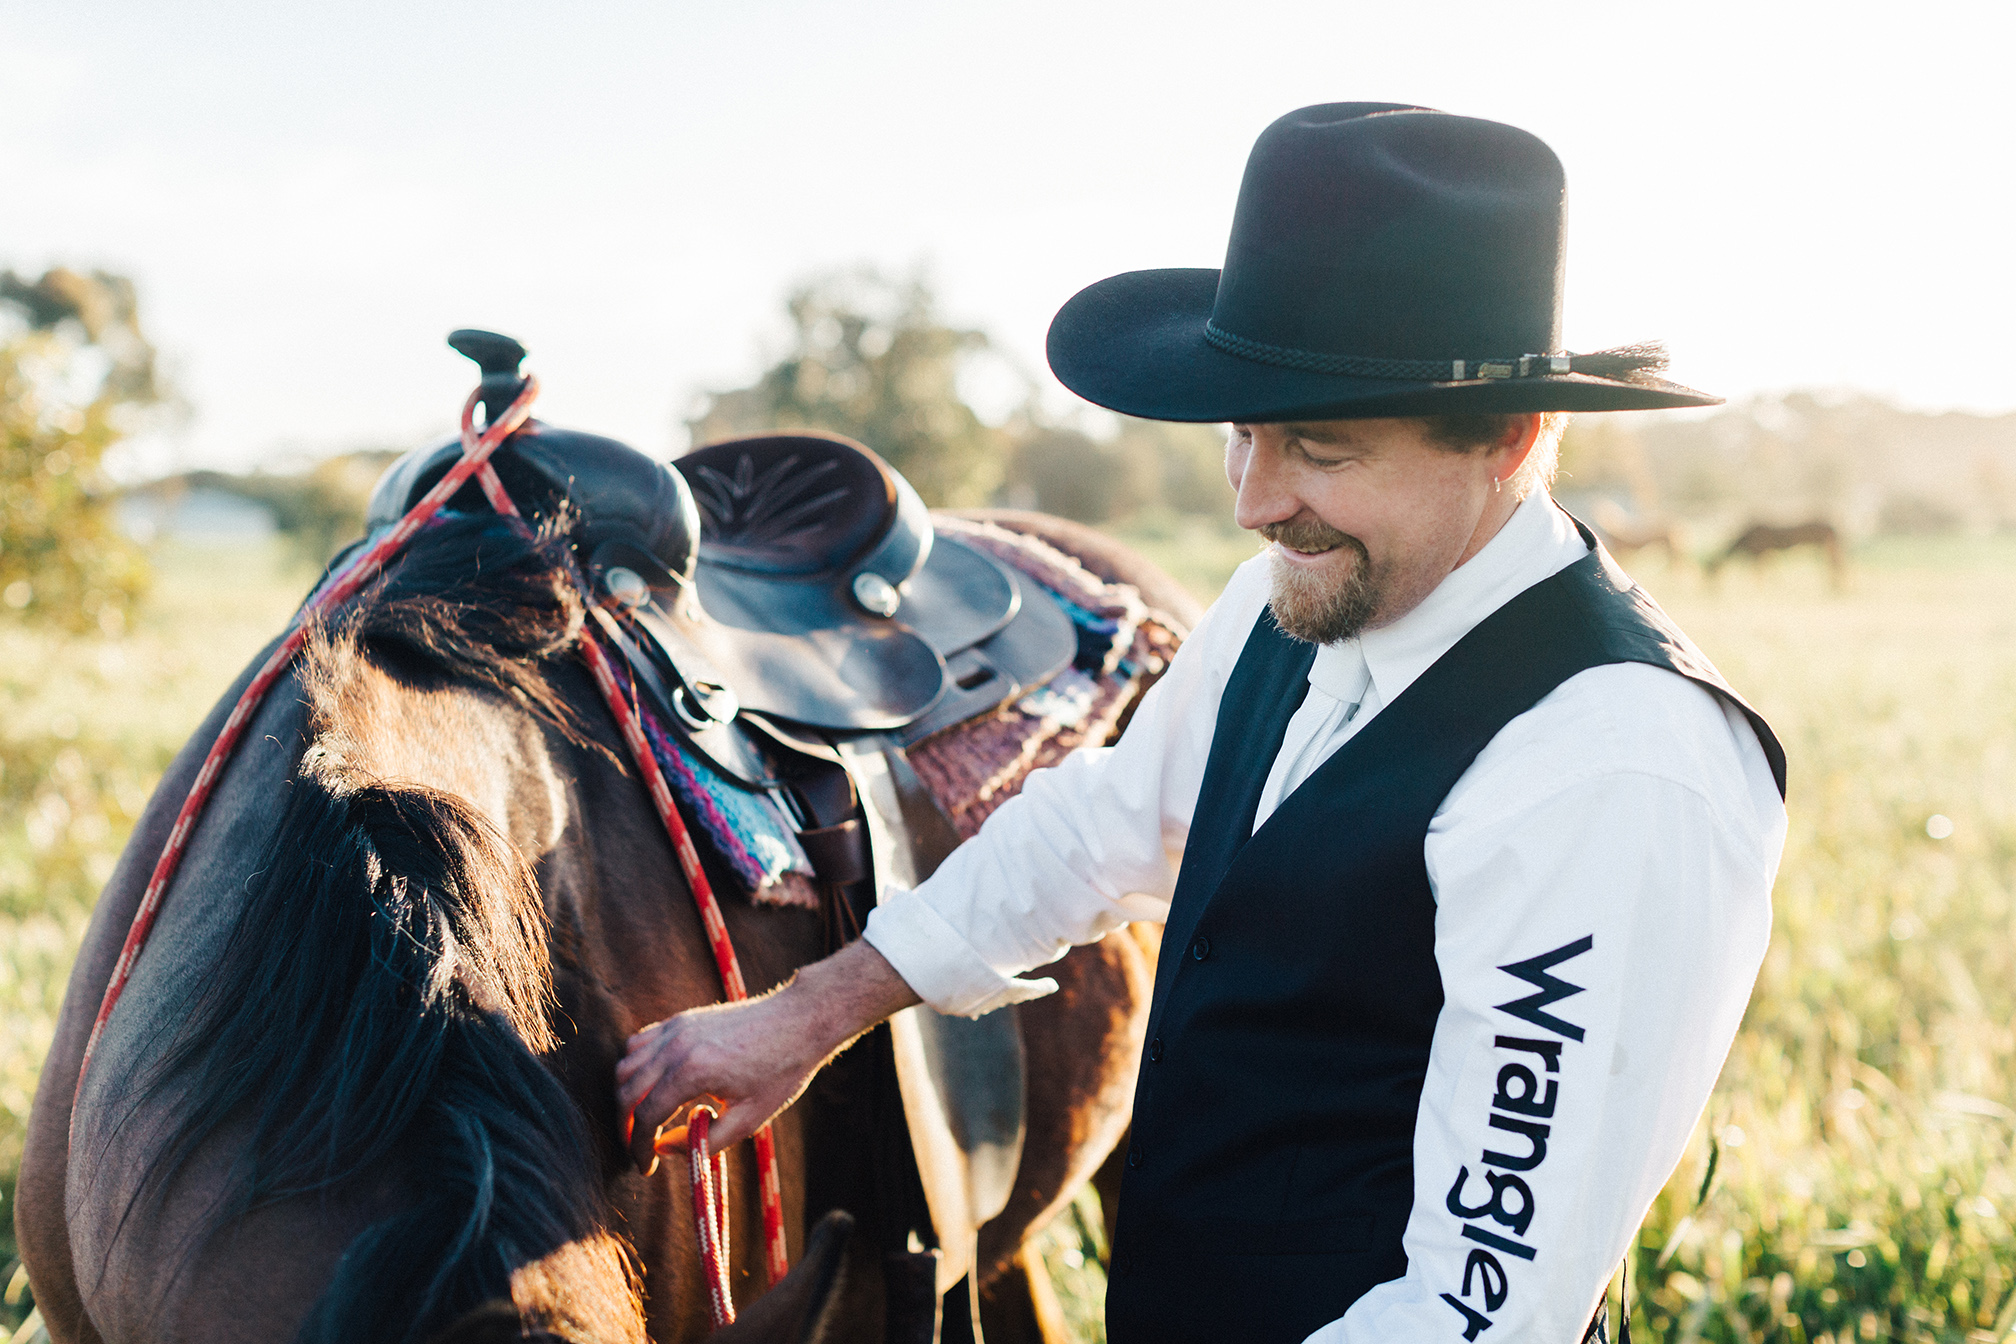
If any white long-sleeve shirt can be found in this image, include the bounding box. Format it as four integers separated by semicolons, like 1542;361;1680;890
864;494;1785;1342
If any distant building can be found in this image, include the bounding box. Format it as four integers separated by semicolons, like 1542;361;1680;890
118;483;277;544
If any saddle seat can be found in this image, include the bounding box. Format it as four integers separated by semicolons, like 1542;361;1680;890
673;432;1077;741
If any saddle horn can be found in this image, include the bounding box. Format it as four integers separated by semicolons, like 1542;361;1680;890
447;328;529;428
366;330;701;603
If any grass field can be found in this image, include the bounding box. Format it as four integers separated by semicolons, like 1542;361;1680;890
4;530;2015;1342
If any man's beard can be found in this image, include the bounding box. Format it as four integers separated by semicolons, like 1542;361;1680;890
1261;517;1380;645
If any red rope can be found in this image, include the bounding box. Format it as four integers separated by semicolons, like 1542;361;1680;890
579;627;791;1303
73;372;789;1327
688;1106;736;1328
450;462;793;1311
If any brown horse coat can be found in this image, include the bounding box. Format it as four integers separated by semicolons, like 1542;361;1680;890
21;509;1185;1342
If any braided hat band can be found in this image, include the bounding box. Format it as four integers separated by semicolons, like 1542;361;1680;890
1203;321;1672;385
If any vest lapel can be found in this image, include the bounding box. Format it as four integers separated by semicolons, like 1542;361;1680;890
1152;610;1314;1009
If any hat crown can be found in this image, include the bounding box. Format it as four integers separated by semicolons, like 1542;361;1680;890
1211;104;1566;362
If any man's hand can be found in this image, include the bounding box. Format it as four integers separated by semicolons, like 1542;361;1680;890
615;938;923;1174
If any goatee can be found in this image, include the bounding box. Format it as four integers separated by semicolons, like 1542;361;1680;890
1261;517;1379;645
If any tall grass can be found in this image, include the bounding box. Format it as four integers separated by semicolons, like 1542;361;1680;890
4;534;2014;1342
1625;539;2016;1344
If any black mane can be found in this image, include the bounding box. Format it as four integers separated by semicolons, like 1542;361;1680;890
140;511;641;1341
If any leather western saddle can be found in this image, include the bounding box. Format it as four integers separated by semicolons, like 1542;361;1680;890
365;332;1078;771
367;332;1072;1308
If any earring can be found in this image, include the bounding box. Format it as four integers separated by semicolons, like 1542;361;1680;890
1492;476;1502;494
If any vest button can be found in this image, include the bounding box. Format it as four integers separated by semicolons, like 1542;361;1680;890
1190;935;1211;961
1148;1037;1164;1063
1127;1144;1142;1168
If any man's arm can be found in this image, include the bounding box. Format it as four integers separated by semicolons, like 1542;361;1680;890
1311;667;1785;1343
616;554;1276;1169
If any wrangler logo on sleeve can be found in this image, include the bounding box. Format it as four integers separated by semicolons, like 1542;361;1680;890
1439;935;1593;1340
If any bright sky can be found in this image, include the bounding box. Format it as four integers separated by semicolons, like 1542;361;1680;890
5;0;2014;473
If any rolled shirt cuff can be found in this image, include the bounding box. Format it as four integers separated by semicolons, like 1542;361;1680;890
863;885;1060;1018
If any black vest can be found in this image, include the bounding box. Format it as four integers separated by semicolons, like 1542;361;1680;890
1105;536;1784;1344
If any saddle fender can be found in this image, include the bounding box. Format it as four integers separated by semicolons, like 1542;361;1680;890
835;739;1028;1299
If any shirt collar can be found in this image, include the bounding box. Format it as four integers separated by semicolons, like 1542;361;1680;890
1327;494;1591;708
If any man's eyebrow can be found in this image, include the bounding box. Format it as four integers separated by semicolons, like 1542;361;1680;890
1277;423;1364;446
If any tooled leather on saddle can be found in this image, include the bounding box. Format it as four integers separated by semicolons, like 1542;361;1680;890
672;432;1063;736
664;437;1179;910
661;440;1182;876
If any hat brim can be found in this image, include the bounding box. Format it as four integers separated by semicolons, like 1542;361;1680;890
1046;268;1721;421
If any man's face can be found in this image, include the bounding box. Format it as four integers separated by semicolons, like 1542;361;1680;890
1225;417;1522;644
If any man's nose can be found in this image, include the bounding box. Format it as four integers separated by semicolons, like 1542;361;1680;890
1232;436;1300;532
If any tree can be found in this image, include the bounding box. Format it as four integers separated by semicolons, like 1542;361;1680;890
0;269;164;633
686;269;1009;508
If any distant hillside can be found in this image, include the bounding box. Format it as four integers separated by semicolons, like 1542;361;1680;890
1558;394;2016;539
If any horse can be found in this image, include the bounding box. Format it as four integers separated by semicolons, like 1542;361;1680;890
16;440;1196;1340
1706;519;1847;589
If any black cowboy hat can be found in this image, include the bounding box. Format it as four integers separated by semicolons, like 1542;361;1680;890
1047;102;1720;422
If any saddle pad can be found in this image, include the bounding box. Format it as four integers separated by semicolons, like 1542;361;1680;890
629;666;820;911
905;516;1184;839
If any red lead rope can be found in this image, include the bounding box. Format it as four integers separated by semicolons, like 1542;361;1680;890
578;620;790;1323
75;374;785;1330
445;457;790;1322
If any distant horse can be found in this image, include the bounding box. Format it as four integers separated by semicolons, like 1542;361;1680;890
1707;519;1847;589
18;501;1190;1341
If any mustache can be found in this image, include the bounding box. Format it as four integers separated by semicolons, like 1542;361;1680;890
1259;517;1361;554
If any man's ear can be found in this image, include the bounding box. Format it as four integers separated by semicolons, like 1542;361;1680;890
1489;413;1545;486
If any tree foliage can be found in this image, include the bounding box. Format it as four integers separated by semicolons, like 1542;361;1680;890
687;267;1236;526
1005;418;1231;523
0;268;163;632
687;269;1008;508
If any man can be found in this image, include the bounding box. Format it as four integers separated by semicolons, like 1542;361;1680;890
619;103;1787;1343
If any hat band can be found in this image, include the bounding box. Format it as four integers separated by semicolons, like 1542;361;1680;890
1204;320;1572;382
